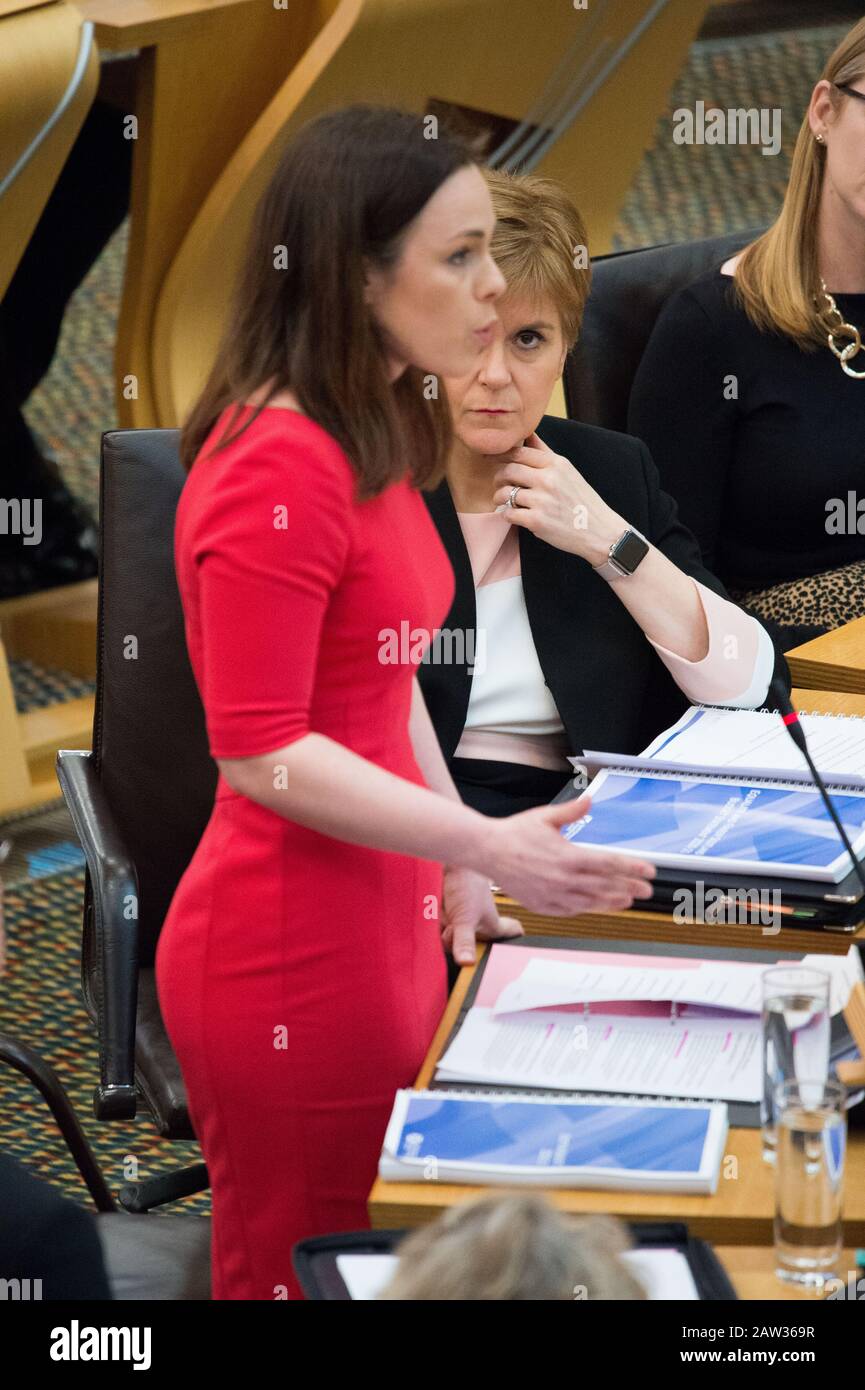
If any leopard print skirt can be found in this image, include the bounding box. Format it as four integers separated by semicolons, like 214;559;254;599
729;558;865;635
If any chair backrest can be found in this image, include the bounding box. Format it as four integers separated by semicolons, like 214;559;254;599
93;430;216;967
0;0;98;298
563;227;765;431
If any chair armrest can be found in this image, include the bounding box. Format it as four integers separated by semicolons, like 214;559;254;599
55;749;138;1120
786;616;865;694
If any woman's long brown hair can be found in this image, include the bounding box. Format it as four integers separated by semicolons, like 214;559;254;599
180;106;473;497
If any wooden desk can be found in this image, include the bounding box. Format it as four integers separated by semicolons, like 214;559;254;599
73;0;332;427
494;897;864;956
494;687;865;956
367;952;865;1246
718;1247;860;1301
787;618;865;696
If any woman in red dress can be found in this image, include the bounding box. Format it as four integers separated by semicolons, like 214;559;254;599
156;107;655;1301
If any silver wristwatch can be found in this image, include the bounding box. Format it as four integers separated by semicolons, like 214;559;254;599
592;526;650;580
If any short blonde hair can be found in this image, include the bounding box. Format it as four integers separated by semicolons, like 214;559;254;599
483;169;592;349
377;1195;646;1301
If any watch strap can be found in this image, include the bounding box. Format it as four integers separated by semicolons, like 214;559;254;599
592;527;649;580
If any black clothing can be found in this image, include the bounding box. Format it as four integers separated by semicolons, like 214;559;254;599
628;267;865;648
0;1152;111;1300
418;414;790;814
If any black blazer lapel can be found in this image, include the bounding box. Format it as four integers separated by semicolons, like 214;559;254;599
419;480;477;758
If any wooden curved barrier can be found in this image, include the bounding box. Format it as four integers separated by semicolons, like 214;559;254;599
149;0;708;428
0;0;99;297
0;1;100;814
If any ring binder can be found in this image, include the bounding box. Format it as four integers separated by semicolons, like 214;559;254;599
565;704;865;929
427;1085;714;1108
697;702;865;720
595;764;865;795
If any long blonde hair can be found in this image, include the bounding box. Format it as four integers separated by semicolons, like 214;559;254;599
733;18;865;350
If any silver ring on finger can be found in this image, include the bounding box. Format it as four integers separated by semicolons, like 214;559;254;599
506;485;523;509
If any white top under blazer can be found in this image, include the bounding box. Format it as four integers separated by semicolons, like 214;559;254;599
453;510;776;772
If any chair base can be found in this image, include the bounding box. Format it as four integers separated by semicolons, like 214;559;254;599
118;1162;210;1214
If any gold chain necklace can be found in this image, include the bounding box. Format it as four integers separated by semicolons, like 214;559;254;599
819;279;865;378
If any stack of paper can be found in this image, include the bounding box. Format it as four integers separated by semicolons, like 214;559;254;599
433;943;860;1104
564;705;865;884
580;703;865;787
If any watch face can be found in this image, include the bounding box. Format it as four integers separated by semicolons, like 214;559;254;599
611;530;649;573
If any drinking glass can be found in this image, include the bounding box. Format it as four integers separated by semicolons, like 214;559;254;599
774;1078;846;1286
761;967;830;1162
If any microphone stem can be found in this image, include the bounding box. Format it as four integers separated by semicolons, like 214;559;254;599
795;733;865;898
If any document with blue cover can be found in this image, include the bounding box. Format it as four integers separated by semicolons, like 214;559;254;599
380;1089;728;1194
561;768;865;883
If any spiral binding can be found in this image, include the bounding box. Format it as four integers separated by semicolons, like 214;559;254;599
428;1084;721;1110
607;702;865;795
697;700;865;721
602;765;865;794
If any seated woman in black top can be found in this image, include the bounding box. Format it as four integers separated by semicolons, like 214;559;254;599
628;18;865;651
418;170;789;818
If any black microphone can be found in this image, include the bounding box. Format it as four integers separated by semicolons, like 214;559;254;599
769;677;865;898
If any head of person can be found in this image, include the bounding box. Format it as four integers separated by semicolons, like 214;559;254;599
734;17;865;349
181;106;505;494
377;1194;646;1301
441;168;591;463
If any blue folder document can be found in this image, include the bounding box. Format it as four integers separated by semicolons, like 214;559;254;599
380;1090;728;1194
561;769;865;883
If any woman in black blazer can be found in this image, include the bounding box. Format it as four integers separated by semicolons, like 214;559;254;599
418;170;789;817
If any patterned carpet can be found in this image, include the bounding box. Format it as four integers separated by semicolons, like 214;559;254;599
613;25;846;249
0;20;852;1210
0;806;85;886
0;869;208;1213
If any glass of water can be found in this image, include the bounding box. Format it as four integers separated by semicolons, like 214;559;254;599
761;967;830;1162
774;1078;846;1286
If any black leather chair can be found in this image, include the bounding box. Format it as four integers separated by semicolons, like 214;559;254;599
56;428;213;1208
563;227;766;430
